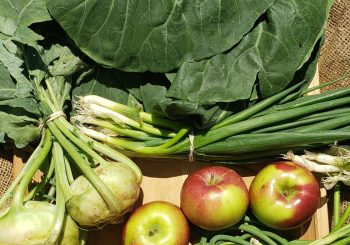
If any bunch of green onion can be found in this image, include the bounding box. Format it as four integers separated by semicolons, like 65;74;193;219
73;75;350;163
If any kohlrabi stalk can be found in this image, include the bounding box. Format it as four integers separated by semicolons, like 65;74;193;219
44;167;66;244
11;130;52;210
39;82;142;226
53;142;73;202
0;130;51;208
59;117;142;184
0;129;79;245
24;156;55;202
47;121;122;215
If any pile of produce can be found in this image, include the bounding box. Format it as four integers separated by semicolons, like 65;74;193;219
1;0;350;244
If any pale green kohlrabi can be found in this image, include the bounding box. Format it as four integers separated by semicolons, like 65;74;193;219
0;201;79;245
66;162;141;227
0;131;80;245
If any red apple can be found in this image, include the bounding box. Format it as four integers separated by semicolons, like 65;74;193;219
180;165;249;230
122;201;190;245
249;161;320;230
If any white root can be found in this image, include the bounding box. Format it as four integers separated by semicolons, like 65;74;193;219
322;174;350;190
87;103;128;128
304;150;350;167
78;126;109;143
70;114;95;125
283;151;342;173
75;96;127;126
250;238;263;245
304;150;340;166
80;95;119;109
97;127;119;137
284;149;350;190
73;96;93;117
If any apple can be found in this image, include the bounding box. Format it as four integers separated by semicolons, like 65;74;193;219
249;161;320;230
180;165;249;230
122;201;190;245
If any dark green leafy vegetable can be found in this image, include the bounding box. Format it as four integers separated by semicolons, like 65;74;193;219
47;0;332;128
0;0;52;147
45;0;276;72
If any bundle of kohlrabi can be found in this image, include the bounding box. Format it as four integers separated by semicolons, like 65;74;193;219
0;3;142;244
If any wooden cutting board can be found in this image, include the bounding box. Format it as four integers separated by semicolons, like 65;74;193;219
85;158;329;244
12;67;330;244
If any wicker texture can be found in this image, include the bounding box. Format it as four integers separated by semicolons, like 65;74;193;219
319;0;350;91
0;146;13;208
0;0;350;234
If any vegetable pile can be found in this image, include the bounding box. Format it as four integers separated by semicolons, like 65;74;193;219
2;0;350;244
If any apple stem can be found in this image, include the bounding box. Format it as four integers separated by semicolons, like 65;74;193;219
209;173;215;185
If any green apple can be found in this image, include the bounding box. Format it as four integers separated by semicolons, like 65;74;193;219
180;166;249;230
249;161;320;230
122;201;190;245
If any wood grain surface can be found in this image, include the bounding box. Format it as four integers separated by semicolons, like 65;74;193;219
11;69;330;244
86;158;329;244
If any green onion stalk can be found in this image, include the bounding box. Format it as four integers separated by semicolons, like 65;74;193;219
74;79;350;162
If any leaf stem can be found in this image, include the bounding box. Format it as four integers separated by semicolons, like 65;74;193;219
47;121;121;215
333;183;341;229
11;130;52;209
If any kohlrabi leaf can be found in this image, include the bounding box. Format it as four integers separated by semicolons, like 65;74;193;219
0;0;51;147
46;0;276;72
0;0;51;84
0;0;51;27
0;63;16;99
0;64;40;147
0;111;40;148
49;47;86;77
0;98;40;116
0;42;31;86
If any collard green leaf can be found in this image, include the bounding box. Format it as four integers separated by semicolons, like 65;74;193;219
257;0;332;97
155;99;240;129
47;0;276;72
169;0;332;105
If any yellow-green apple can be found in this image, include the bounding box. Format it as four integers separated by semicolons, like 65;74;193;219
180;165;249;230
249;161;320;230
122;201;190;245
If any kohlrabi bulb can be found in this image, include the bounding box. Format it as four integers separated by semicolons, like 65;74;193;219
0;201;79;245
66;162;140;227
